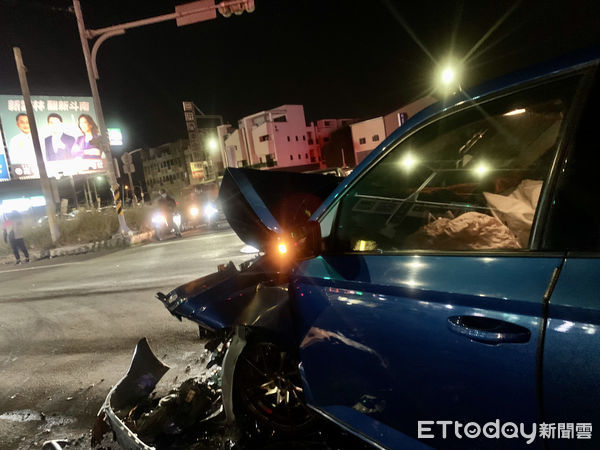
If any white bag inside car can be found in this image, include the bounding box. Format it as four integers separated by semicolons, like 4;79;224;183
484;179;543;247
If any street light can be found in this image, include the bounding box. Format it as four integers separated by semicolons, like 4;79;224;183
441;67;456;86
436;59;462;95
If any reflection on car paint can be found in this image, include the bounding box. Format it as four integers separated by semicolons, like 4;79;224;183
300;327;389;369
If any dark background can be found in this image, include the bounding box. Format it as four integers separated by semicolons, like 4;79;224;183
1;0;598;153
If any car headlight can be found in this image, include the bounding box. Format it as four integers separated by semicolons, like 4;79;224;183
152;214;165;224
204;203;218;219
190;206;199;217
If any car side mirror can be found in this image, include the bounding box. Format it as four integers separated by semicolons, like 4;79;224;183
293;220;322;260
270;220;322;263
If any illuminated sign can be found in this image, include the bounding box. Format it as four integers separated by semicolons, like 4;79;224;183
0;196;46;214
108;128;123;146
0;95;105;181
190;161;205;179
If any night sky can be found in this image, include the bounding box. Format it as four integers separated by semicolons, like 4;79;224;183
1;0;598;153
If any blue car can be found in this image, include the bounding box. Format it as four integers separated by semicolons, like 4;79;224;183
98;51;599;449
290;51;600;449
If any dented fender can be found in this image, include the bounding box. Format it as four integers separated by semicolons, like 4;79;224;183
157;257;297;340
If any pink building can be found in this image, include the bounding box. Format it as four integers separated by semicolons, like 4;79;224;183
218;105;355;170
350;96;437;164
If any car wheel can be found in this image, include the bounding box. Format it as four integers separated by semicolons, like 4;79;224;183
234;340;315;434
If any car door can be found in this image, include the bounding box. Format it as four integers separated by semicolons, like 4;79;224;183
291;73;587;449
540;71;600;449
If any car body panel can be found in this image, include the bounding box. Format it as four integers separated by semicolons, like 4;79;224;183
312;403;434;450
543;257;600;449
293;255;559;448
159;258;294;335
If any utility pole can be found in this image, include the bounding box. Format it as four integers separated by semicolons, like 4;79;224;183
13;48;61;243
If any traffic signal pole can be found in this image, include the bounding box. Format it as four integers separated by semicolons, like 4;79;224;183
73;0;130;234
72;0;254;227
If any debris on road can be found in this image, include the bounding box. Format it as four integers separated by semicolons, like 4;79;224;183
0;409;43;422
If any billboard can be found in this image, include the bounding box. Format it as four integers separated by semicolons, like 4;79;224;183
0;95;106;180
0;137;8;181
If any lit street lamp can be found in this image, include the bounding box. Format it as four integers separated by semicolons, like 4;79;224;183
436;60;462;95
441;67;456;86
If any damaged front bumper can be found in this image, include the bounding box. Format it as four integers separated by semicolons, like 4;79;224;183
93;332;248;449
93;338;169;450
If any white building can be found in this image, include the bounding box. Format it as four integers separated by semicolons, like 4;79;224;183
350;96;437;164
218;105;355;170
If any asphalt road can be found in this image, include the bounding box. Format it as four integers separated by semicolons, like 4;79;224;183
0;228;253;449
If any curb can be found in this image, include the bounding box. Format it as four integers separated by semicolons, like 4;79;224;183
0;230;155;265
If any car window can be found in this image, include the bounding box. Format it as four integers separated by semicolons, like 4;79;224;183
542;73;600;252
330;77;580;253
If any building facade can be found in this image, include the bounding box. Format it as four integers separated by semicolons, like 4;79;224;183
142;139;192;196
350;96;437;164
219;105;355;170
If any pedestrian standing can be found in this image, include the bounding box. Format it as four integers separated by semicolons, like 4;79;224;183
2;213;30;264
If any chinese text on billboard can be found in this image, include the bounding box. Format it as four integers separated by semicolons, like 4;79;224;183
0;95;106;181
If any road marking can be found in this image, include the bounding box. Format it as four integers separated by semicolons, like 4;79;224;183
0;262;79;275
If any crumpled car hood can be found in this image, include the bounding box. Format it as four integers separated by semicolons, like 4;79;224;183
218;167;342;250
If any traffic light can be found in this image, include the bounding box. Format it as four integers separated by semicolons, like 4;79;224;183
218;0;255;18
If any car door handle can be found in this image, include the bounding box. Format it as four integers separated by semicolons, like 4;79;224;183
447;315;531;344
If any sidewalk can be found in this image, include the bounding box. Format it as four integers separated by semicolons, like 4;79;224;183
0;231;154;265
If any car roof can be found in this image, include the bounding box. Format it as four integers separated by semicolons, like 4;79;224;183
310;48;600;221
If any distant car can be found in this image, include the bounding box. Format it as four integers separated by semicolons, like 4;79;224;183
99;51;600;449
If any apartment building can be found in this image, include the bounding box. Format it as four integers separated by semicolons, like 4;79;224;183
142;139;192;196
350;96;437;164
218;105;355;170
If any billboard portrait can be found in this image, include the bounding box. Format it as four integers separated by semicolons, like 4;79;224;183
0;95;106;180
